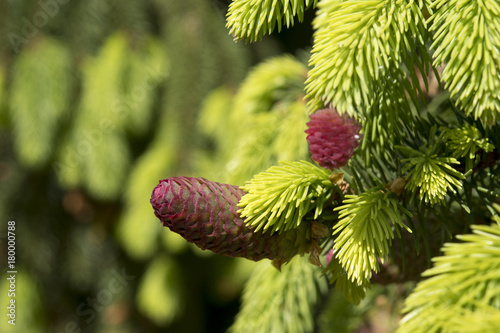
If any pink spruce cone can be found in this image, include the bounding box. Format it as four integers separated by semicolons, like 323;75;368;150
151;177;318;265
305;108;362;170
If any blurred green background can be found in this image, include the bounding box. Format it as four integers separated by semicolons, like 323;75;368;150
0;1;319;332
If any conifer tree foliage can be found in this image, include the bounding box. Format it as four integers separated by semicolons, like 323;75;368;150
1;0;499;332
1;1;257;332
149;0;500;331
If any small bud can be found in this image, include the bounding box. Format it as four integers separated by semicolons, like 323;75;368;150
387;177;406;195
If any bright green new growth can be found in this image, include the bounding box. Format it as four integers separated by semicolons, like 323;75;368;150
326;255;367;305
238;160;336;234
445;312;500;333
233;54;307;115
428;0;500;126
9;38;72;168
56;33;168;200
227;0;318;42
306;0;427;115
398;224;500;333
332;188;412;286
196;55;309;185
229;256;328;333
398;144;465;205
440;124;495;171
222;0;500;330
136;256;184;325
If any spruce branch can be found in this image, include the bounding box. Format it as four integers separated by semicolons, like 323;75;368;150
397;143;465;205
238;160;339;234
448;311;500;333
229;256;328;333
357;73;416;169
428;0;500;125
227;0;318;42
398;224;500;333
220;55;309;184
57;33;131;199
306;0;427;115
9;37;72;168
440;124;495;171
234;54;307;113
136;256;184;325
332;187;412;286
325;253;367;304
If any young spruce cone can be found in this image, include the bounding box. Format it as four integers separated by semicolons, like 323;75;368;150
151;177;324;267
305;108;362;170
